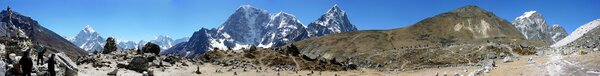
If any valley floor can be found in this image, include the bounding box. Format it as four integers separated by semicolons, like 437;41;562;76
78;49;600;76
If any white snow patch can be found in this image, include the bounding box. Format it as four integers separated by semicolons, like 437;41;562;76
232;44;250;51
84;25;95;33
551;33;561;41
328;26;341;33
184;51;192;57
516;11;537;20
222;33;231;38
209;39;228;51
282;38;289;42
258;42;273;48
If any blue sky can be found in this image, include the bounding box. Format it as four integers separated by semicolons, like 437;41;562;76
0;0;598;41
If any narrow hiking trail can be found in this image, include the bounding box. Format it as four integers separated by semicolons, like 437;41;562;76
544;50;565;76
543;48;600;76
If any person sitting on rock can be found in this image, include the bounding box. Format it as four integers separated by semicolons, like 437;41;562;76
19;50;33;76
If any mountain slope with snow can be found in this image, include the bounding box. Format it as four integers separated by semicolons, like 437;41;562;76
68;25;153;52
549;24;568;43
511;11;567;44
151;35;175;50
174;37;190;45
551;19;600;47
117;40;137;50
67;25;105;52
258;12;311;47
307;5;358;37
162;28;214;58
210;5;271;50
134;35;182;50
165;5;358;58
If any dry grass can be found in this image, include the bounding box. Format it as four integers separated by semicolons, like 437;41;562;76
197;48;351;71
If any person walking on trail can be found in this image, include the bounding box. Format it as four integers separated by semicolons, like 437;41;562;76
19;50;33;76
48;54;56;76
37;45;44;65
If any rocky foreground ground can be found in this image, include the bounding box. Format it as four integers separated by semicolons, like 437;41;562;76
74;46;600;76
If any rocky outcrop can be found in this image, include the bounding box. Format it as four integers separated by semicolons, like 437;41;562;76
128;57;149;72
0;9;86;58
552;19;600;48
294;5;532;69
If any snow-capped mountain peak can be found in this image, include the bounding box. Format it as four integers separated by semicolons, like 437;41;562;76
156;35;171;40
150;35;175;50
233;5;268;23
165;5;357;58
552;24;561;28
68;25;105;52
325;4;345;19
133;35;189;51
307;5;357;36
549;24;568;43
213;5;271;48
83;25;95;33
258;11;310;48
516;11;537;20
173;37;190;45
512;11;566;44
270;12;304;28
552;19;600;47
117;40;137;50
328;4;342;12
239;5;264;11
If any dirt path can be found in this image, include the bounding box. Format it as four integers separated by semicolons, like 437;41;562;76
544;50;564;76
292;57;300;69
542;48;600;76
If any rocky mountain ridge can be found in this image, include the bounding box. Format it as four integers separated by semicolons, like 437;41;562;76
164;5;358;58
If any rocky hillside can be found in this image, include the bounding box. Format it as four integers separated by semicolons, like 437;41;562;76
0;8;87;58
512;11;567;44
162;28;213;58
552;19;600;48
294;5;539;69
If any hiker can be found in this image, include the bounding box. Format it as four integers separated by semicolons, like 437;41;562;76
48;54;56;76
19;50;33;76
37;45;44;65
